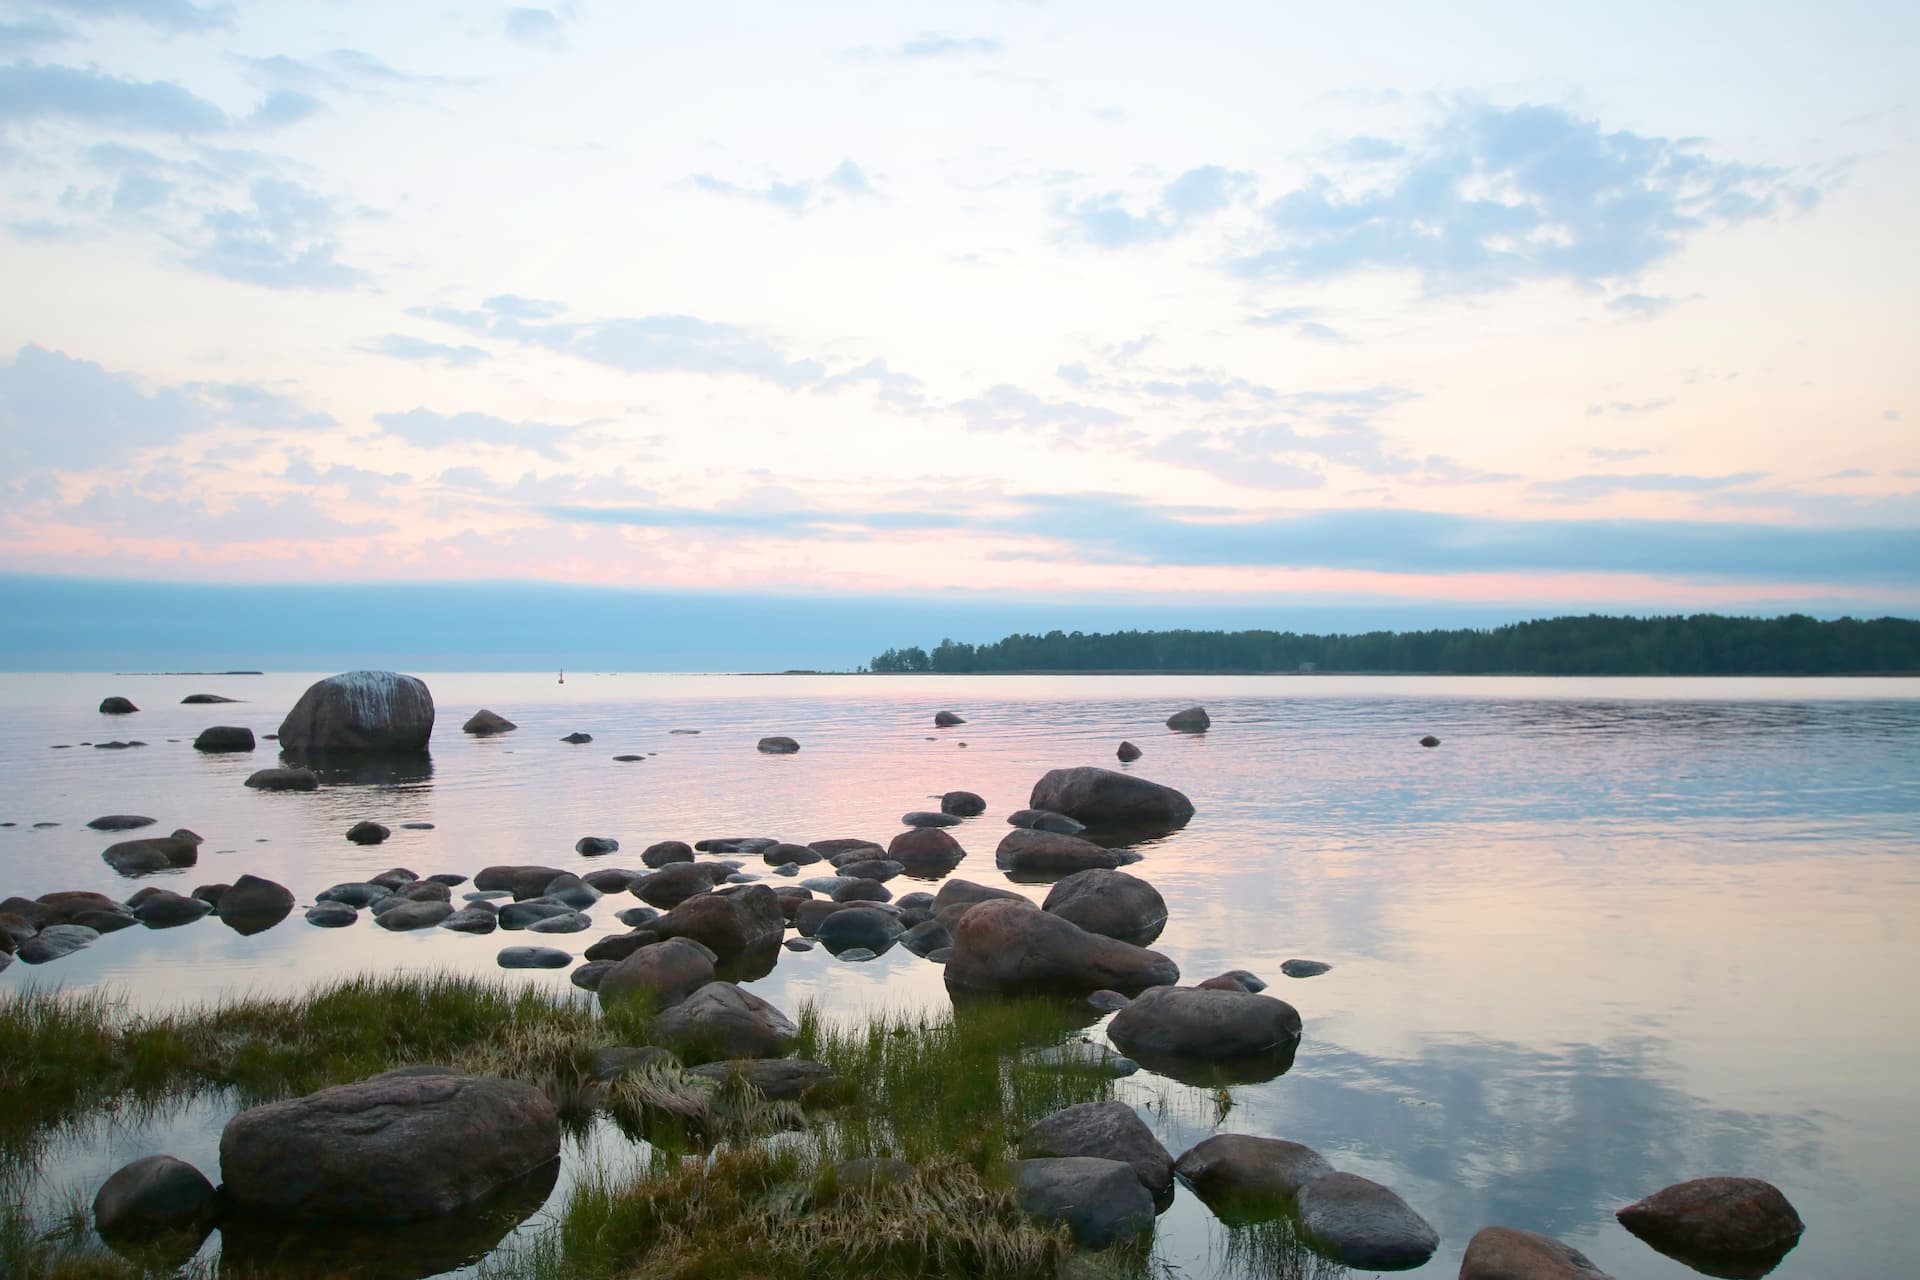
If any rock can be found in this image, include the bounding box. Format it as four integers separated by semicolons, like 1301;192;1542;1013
581;868;638;893
832;859;902;883
192;725;256;752
650;885;784;957
831;878;892;904
1282;959;1331;978
934;710;966;726
1024;1041;1139;1077
182;693;240;704
88;814;156;831
244;766;319;791
616;905;660;928
687;1058;839;1101
560;732;592;744
791;899;846;937
756;736;800;754
1419;735;1441;748
1108;986;1301;1062
650;981;800;1059
590;1046;674;1082
277;671;435;754
371;866;423;890
439;905;499;934
696;837;778;854
784;937;813;951
763;842;822;866
633;862;731;909
1116;740;1142;762
895;890;936;911
1615;1177;1805;1266
900;919;953;956
526;910;591;934
1007;807;1086;835
475;864;566;893
132;890;213;927
559;836;615;859
17;923;99;963
102;828;203;876
901;810;962;828
887;826;964;869
346;820;391;845
945;899;1178;997
305;902;359;928
813;838;885;862
497;946;573;968
542;875;599;909
377;900;455;930
1166;706;1210;731
815;906;907;951
219;1070;560;1221
92;1154;216;1237
933;879;1025;913
1087;989;1131;1013
217;874;295;930
997;827;1136;875
1029;767;1194;832
613;754;644;762
93;740;146;749
1460;1227;1615;1278
191;884;228;908
833;1157;917;1189
99;696;138;714
940;789;986;817
463;709;517;735
1041;868;1166;944
641;840;695;867
570;960;613;990
596;937;719;1009
1021;1101;1173;1194
1296;1172;1439;1269
1173;1135;1333;1215
316;882;390;908
1011;1157;1154;1248
582;930;658;963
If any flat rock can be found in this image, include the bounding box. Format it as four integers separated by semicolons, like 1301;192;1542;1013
438;905;499;934
244;767;318;791
1460;1227;1615;1278
901;810;961;828
526;910;592;934
1007;808;1086;834
316;882;390;908
1011;1157;1154;1249
475;863;566;893
1173;1135;1333;1214
497;946;573;969
756;736;800;754
498;901;576;929
182;693;240;704
88;814;157;831
1296;1171;1439;1270
997;827;1137;875
1282;959;1331;978
1020;1100;1173;1194
763;842;823;866
132;890;213;927
18;923;99;963
376;900;454;931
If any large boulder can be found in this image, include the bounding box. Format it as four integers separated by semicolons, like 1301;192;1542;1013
193;725;256;752
1296;1172;1439;1269
1173;1135;1332;1216
1042;868;1166;944
17;924;99;963
814;906;906;952
596;938;718;1010
641;840;695;867
649;885;784;958
943;898;1178;997
277;671;435;754
1020;1101;1173;1195
93;1154;217;1238
1010;1157;1155;1249
101;828;203;876
462;709;517;735
997;828;1136;876
1166;706;1210;731
1460;1227;1615;1278
1029;767;1193;832
633;862;730;909
1615;1177;1804;1266
649;981;798;1059
940;789;986;816
131;890;214;927
218;1069;560;1221
887;826;964;870
1007;808;1085;834
475;864;566;893
1108;985;1301;1061
216;874;295;933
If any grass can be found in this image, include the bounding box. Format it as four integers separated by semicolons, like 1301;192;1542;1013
3;975;1160;1280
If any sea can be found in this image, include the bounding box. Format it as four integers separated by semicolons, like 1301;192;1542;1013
3;671;1917;1278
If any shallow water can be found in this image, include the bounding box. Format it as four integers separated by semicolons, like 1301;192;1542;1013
4;671;1918;1277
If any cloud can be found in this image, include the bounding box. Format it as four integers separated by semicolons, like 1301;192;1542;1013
814;358;926;410
950;384;1126;437
1821;468;1872;481
242;88;324;129
187;178;364;289
34;0;230;33
688;159;874;215
504;7;565;49
71;486;387;541
283;456;408;501
374;408;579;459
0;17;74;53
0;62;229;132
1246;306;1351;342
846;32;1000;60
360;334;491;367
1236;101;1819;291
1590;447;1652;462
1055;164;1254;248
1533;471;1767;500
1587;398;1671;416
1607;292;1676;318
1150;429;1327;490
237;48;456;93
417;296;825;386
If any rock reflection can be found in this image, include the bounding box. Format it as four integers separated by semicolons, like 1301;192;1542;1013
281;750;436;789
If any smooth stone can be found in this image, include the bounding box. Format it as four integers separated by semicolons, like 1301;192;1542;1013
570;960;613;990
900;919;952;956
192;725;256;752
497;946;573;968
475;863;565;893
99;696;138;714
376;900;455;931
694;837;778;853
642;840;695;866
997;828;1137;875
934;710;966;726
1116;740;1142;762
763;842;823;866
498;901;577;929
1460;1227;1615;1278
560;732;593;743
615;905;660;927
94;740;147;749
426;873;468;887
305;902;359;928
1166;706;1211;731
784;937;814;951
895;890;936;911
1087;989;1131;1013
837;946;879;961
526;911;592;934
944;899;1179;997
612;754;644;762
632;862;730;909
542;874;600;909
317;882;391;908
93;1154;216;1237
132;890;214;927
1011;1157;1155;1249
901;810;962;828
1173;1135;1333;1214
276;670;434;755
370;867;423;889
755;736;800;753
1282;959;1331;978
927;946;952;963
581;868;639;893
1020;1100;1173;1194
596;937;718;1009
582;930;658;963
940;789;986;816
830;878;892;904
1615;1176;1805;1265
216;874;295;930
1420;734;1442;747
1042;868;1167;944
1028;766;1194;832
244;767;318;792
1007;808;1086;834
182;693;240;703
462;709;517;735
438;906;499;934
815;905;906;951
400;822;435;830
575;836;619;855
774;864;799;877
686;1058;838;1100
1296;1172;1438;1269
89;814;157;831
649;980;799;1059
102;828;204;876
1108;985;1302;1061
887;826;965;869
18;923;100;963
345;820;390;845
812;838;885;861
649;885;785;957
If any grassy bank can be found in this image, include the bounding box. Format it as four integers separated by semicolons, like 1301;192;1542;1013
2;974;1143;1280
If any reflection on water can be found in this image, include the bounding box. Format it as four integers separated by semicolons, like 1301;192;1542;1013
1;672;1917;1277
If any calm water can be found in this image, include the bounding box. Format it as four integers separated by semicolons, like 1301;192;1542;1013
3;672;1917;1278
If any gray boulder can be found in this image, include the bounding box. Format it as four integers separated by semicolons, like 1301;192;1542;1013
216;875;294;931
1042;868;1166;944
1166;706;1210;731
763;842;823;866
99;695;138;714
996;827;1136;875
244;766;318;791
305;902;358;928
376;900;454;930
438;905;498;934
18;924;99;963
1011;1157;1154;1249
641;840;695;867
900;919;952;956
1028;767;1193;832
218;1070;559;1220
943;899;1178;997
940;789;986;816
1282;959;1331;978
462;709;516;735
887;826;964;869
633;862;728;909
575;836;619;855
317;882;390;907
1020;1101;1173;1194
498;901;577;930
1296;1172;1439;1269
527;911;592;934
132;890;213;927
93;1154;216;1237
1173;1135;1332;1214
497;946;572;968
474;864;565;892
193;725;256;752
815;906;906;951
277;671;435;754
102;828;203;876
649;981;798;1059
1460;1227;1615;1278
596;938;718;1010
649;885;784;958
1108;985;1302;1061
831;878;891;904
1007;808;1085;834
756;736;800;754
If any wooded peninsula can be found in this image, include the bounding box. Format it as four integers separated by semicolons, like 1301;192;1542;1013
866;614;1920;676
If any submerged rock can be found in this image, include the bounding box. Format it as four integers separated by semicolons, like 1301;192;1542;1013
346;820;390;845
1021;1101;1173;1195
1006;807;1086;835
934;710;966;726
641;840;695;867
575;836;620;856
1282;959;1331;978
1116;740;1141;762
88;814;156;831
901;810;961;828
99;696;138;714
376;900;455;931
132;890;213;928
1108;985;1301;1062
1028;767;1193;832
17;923;99;963
277;670;435;754
1166;705;1211;731
560;732;592;744
687;1058;839;1101
1173;1135;1332;1215
997;828;1136;875
219;1069;560;1221
940;789;986;817
102;828;203;876
815;906;907;952
182;693;240;704
887;826;965;869
1419;735;1442;748
497;946;573;969
1296;1171;1439;1270
244;766;318;792
1460;1227;1615;1278
463;709;517;735
305;902;359;928
193;725;256;752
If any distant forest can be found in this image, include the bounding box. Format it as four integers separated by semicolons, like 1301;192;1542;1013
864;614;1920;676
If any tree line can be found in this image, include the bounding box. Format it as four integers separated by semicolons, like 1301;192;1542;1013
865;614;1920;675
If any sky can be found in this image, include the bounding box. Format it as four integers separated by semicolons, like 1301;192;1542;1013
0;0;1916;667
